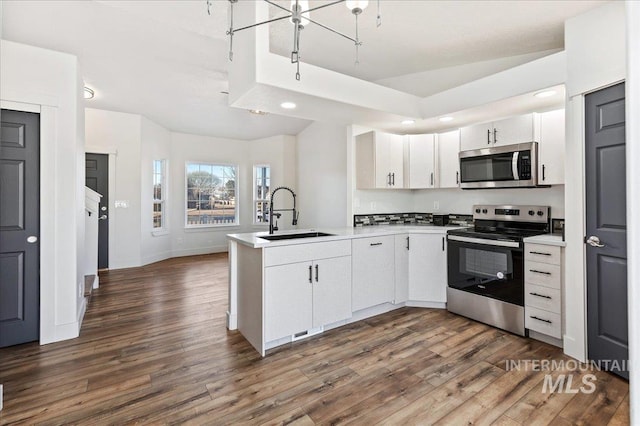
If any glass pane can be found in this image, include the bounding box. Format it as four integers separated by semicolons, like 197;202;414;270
153;202;163;228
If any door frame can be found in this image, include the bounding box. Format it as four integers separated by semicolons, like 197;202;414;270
1;99;57;344
85;145;117;271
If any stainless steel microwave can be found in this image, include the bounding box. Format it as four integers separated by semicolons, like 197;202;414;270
459;142;538;189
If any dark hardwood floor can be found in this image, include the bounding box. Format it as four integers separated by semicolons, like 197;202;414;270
0;254;629;425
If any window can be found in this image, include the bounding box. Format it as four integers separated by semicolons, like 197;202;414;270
186;162;237;227
153;159;167;231
254;165;271;224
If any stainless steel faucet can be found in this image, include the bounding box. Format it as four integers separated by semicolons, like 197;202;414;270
269;186;298;234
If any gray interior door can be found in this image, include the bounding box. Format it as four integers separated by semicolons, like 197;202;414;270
585;82;628;379
85;153;109;269
0;109;40;347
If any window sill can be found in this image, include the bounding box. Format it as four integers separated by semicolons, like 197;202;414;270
184;224;241;232
151;229;170;237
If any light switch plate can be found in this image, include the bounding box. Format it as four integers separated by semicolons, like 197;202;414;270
115;200;129;208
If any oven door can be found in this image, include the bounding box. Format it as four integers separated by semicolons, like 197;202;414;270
447;235;524;306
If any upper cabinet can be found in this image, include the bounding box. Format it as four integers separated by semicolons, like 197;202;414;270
404;134;436;189
436;130;461;188
356;131;404;189
538;109;565;185
460;113;540;151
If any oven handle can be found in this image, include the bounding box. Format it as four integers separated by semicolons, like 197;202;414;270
447;235;520;248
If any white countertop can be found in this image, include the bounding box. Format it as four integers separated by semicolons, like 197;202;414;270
227;225;468;248
523;234;566;247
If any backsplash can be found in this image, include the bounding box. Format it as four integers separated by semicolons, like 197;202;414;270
353;213;473;227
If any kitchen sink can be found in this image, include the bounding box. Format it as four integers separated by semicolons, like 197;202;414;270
259;232;335;241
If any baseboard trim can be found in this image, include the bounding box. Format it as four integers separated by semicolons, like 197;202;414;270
171;245;228;258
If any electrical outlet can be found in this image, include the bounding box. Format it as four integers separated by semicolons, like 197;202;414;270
370;202;376;211
434;201;440;211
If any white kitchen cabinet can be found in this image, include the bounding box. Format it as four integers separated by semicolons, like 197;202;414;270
405;134;436;189
408;234;447;304
356;131;404;189
312;256;352;327
538;109;565;185
436;130;460;188
394;234;409;304
524;242;564;342
263;240;352;343
264;262;313;342
460;113;540;151
352;235;395;311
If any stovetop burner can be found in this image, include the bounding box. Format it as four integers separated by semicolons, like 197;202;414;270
447;204;550;242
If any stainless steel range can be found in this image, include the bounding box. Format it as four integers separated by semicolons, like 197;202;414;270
446;205;550;336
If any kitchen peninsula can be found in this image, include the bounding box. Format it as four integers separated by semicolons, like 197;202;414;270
227;225;464;356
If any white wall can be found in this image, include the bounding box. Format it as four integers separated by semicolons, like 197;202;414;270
170;132;297;257
413;186;565;218
296;121;349;228
563;1;627;363
85;108;143;269
1;39;85;344
140;116;172;265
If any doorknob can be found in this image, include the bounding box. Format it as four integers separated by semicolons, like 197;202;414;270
99;215;108;220
586;236;605;247
27;236;38;243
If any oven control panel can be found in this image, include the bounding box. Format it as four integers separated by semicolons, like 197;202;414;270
472;205;550;223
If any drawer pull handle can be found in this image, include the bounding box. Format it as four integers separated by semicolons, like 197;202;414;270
530;251;551;256
530;269;552;275
529;292;552;299
530;315;552;324
370;242;383;246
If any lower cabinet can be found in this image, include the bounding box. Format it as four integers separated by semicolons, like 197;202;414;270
524;242;563;340
264;256;351;342
394;234;409;304
408;234;447;303
352;235;395;311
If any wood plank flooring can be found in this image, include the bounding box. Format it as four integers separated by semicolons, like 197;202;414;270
0;254;629;425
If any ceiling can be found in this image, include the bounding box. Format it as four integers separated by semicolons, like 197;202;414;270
1;0;607;140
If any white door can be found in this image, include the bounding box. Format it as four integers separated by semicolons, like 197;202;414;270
407;134;435;189
394;234;409;304
408;234;448;303
460;122;492;151
538;109;565;185
388;133;405;187
352;236;395;311
312;256;352;327
264;262;313;341
374;132;391;188
437;130;461;188
492;114;536;146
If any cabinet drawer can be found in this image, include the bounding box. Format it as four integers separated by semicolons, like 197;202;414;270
525;261;561;289
525;243;561;265
525;283;561;313
525;306;561;339
264;240;351;267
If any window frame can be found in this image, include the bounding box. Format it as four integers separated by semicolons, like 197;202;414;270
152;159;168;236
184;161;239;229
253;164;271;226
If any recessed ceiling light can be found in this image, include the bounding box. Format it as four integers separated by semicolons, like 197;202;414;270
401;119;415;125
280;101;297;109
534;90;556;98
439;116;454;122
83;87;95;99
249;109;268;115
